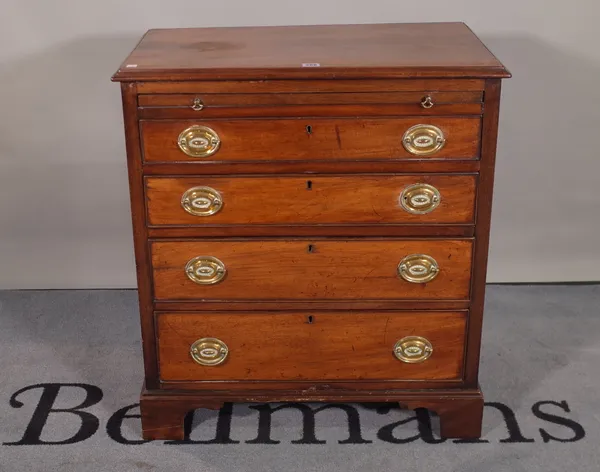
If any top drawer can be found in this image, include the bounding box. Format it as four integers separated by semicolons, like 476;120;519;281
140;117;481;163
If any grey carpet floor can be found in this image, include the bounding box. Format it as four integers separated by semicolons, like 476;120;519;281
1;285;599;472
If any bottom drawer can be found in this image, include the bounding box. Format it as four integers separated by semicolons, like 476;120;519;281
157;311;466;382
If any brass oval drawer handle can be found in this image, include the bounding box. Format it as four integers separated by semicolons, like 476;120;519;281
420;95;434;109
181;186;223;217
397;254;439;283
185;256;227;285
394;336;433;363
191;97;204;111
400;183;441;214
190;337;228;366
402;124;445;156
177;125;220;158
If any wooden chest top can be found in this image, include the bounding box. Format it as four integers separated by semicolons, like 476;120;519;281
112;22;510;81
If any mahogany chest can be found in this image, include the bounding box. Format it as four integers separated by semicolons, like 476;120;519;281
112;22;510;440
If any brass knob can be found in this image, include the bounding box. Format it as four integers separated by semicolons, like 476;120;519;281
191;97;204;111
190;338;228;366
398;254;439;283
402;124;446;156
394;336;433;363
177;125;220;158
185;256;226;285
400;183;441;214
181;186;223;217
420;95;434;109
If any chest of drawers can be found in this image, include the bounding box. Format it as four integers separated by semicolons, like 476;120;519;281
112;22;510;440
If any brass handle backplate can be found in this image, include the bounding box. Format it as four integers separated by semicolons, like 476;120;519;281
402;124;446;156
394;336;433;363
398;254;439;283
181;186;223;217
185;256;226;285
177;125;220;158
400;183;441;214
190;338;229;366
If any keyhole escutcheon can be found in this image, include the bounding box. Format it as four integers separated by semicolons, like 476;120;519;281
306;125;312;135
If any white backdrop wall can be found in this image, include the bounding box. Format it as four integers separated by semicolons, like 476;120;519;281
1;1;599;288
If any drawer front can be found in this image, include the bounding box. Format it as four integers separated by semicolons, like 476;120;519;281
151;239;473;300
140;117;481;162
137;92;483;118
157;311;467;381
146;174;477;226
139;91;483;108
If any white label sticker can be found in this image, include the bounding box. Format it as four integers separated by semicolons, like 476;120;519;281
125;64;138;68
302;63;321;67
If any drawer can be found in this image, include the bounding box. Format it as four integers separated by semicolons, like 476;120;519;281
151;239;473;301
137;92;483;118
145;174;477;226
140;117;481;163
157;311;467;382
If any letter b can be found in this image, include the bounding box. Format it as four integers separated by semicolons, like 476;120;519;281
4;383;103;445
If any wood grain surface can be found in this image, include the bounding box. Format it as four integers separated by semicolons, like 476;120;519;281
142;160;481;176
464;79;503;387
120;83;161;388
139;91;483;107
140;117;481;162
154;299;471;312
112;23;510;81
140;386;483;440
150;239;473;301
146;225;475;239
156;311;467;381
139;103;484;119
138;91;483;118
137;79;486;94
145;174;477;226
